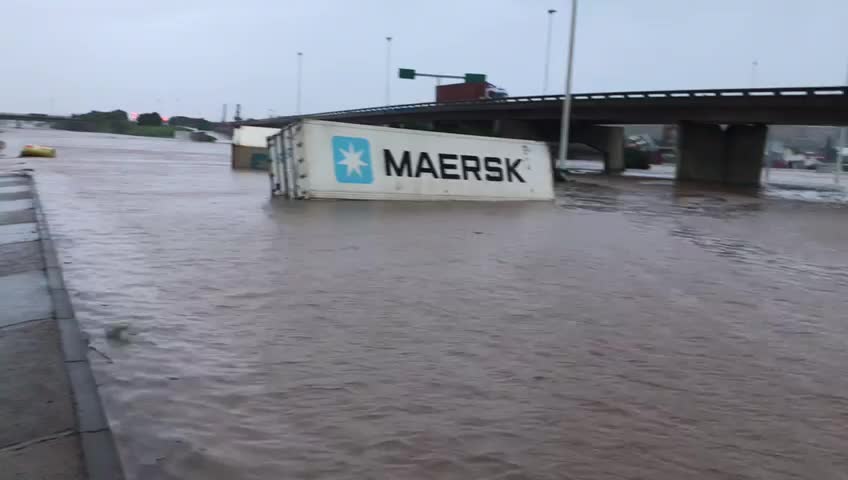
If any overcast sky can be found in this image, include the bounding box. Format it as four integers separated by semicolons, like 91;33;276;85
3;0;846;119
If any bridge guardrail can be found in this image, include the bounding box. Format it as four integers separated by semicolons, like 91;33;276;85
244;85;847;125
312;86;847;116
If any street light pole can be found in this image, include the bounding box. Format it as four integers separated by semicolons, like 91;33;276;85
385;37;393;105
837;127;846;186
836;61;848;186
296;52;303;114
556;0;578;174
543;9;556;94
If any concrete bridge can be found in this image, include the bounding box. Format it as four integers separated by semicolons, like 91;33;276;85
243;86;848;186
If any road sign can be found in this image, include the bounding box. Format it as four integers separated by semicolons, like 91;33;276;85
398;68;416;79
464;73;486;83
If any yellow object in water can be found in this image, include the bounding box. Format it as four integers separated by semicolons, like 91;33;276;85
21;145;56;158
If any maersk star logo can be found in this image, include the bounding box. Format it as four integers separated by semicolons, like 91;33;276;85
332;136;373;184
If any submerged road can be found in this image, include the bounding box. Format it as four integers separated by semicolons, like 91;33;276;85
3;127;848;479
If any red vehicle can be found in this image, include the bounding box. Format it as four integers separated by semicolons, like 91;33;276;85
436;82;508;103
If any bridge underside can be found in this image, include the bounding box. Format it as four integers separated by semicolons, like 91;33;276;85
394;118;626;174
485;118;768;185
397;118;770;185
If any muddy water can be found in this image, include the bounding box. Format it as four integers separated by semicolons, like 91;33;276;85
5;128;848;479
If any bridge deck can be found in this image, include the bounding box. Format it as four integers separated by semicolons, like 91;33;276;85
245;86;848;128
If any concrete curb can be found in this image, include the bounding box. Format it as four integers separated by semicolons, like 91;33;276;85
28;173;126;480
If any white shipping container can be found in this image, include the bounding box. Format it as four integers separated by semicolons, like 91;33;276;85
268;120;554;201
233;126;281;147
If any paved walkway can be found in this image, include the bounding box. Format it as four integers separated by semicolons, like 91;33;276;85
0;173;123;479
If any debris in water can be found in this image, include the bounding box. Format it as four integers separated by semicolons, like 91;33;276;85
105;323;131;342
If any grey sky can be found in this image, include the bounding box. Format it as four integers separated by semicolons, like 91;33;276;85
4;0;846;119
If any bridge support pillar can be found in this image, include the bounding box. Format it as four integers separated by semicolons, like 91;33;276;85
676;123;725;182
603;126;625;173
724;124;768;185
677;122;767;186
570;125;625;173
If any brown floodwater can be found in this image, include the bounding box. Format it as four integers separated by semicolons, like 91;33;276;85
4;128;848;479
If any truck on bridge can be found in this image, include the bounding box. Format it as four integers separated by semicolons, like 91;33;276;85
436;82;508;103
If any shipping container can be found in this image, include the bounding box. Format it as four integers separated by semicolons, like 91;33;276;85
268;120;554;201
231;126;280;170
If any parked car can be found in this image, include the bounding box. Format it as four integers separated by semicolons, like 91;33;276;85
624;135;657;169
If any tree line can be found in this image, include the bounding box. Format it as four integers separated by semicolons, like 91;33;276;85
51;110;216;138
